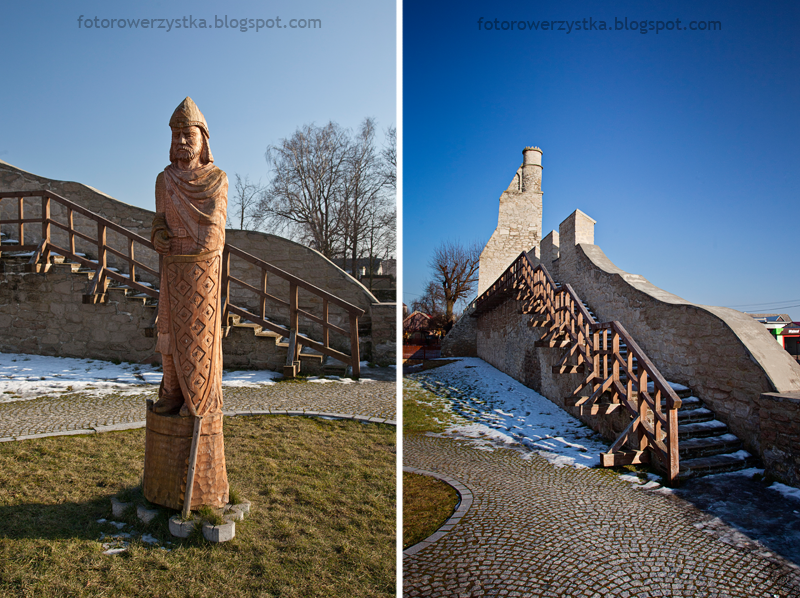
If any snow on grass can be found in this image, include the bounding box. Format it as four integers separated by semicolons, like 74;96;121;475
0;352;376;400
0;352;162;401
409;357;610;469
221;369;282;387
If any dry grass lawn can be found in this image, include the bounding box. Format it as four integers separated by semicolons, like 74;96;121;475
0;415;395;598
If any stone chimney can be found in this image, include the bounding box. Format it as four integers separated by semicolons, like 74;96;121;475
521;146;542;193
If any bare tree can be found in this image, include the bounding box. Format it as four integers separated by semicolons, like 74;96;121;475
226;174;265;231
411;280;445;316
341;118;388;275
382;125;396;189
261;122;351;258
429;240;482;323
259;120;396;266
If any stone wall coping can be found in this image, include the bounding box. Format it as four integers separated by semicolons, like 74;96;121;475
578;243;800;393
760;391;800;404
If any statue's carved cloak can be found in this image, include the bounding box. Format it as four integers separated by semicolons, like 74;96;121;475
155;163;228;416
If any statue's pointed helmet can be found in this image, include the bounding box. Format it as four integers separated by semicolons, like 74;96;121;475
169;97;210;138
168;97;213;163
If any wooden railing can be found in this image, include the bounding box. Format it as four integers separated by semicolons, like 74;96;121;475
473;252;681;483
0;190;363;378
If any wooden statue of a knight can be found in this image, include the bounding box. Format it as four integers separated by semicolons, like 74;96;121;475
143;97;229;510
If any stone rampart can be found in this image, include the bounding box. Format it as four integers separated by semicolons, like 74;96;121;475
441;302;478;357
757;391;800;486
475;295;632;441
0;160;395;363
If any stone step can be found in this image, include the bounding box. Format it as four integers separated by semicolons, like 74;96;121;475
679;433;744;460
677;450;759;481
673;395;702;411
677;406;714;424
678;419;728;440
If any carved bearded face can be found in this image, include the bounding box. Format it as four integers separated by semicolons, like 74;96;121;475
170;125;204;165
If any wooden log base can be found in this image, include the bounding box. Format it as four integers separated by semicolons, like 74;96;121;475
143;409;229;510
600;450;650;467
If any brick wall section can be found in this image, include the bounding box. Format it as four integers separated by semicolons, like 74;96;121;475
0;160;395;361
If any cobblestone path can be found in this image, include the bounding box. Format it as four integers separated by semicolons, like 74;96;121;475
0;380;396;440
404;434;800;598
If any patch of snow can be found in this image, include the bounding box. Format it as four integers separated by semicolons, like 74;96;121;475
410;357;611;470
221;369;281;387
637;481;661;490
647;381;688;392
619;474;642;484
769;482;800;502
696;467;764;479
0;353;162;402
140;534;159;544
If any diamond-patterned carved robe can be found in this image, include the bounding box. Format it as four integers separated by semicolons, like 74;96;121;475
154;163;228;416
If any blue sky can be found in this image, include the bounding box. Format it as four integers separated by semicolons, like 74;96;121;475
403;0;800;320
0;0;395;213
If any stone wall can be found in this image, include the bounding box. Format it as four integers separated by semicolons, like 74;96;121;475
0;160;396;362
0;265;157;363
546;211;800;458
477;148;543;295
0;264;330;372
756;391;800;486
475;295;632;442
441;302;478;357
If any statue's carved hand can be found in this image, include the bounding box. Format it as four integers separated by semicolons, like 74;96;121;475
154;229;171;255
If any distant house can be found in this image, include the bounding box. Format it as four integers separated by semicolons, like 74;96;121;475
335;257;396;302
748;313;800;362
403;310;431;340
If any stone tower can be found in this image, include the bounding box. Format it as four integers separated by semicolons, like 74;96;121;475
477;146;543;294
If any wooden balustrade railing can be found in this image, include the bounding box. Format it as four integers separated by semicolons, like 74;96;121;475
0;190;363;378
473;252;681;482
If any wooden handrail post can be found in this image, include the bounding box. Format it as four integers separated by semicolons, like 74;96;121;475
667;406;679;482
289;282;299;362
97;221;108;294
18;196;24;245
350;314;360;379
323;299;330;348
128;238;135;282
41;195;51;264
260;269;267;321
68;208;75;255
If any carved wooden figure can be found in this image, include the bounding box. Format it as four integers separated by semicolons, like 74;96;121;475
143;97;230;510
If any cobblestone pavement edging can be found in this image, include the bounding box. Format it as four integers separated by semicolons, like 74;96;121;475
403;466;474;557
0;381;396;440
404;434;800;598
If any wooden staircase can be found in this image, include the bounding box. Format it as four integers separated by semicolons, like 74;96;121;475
0;190;363;378
472;253;758;483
